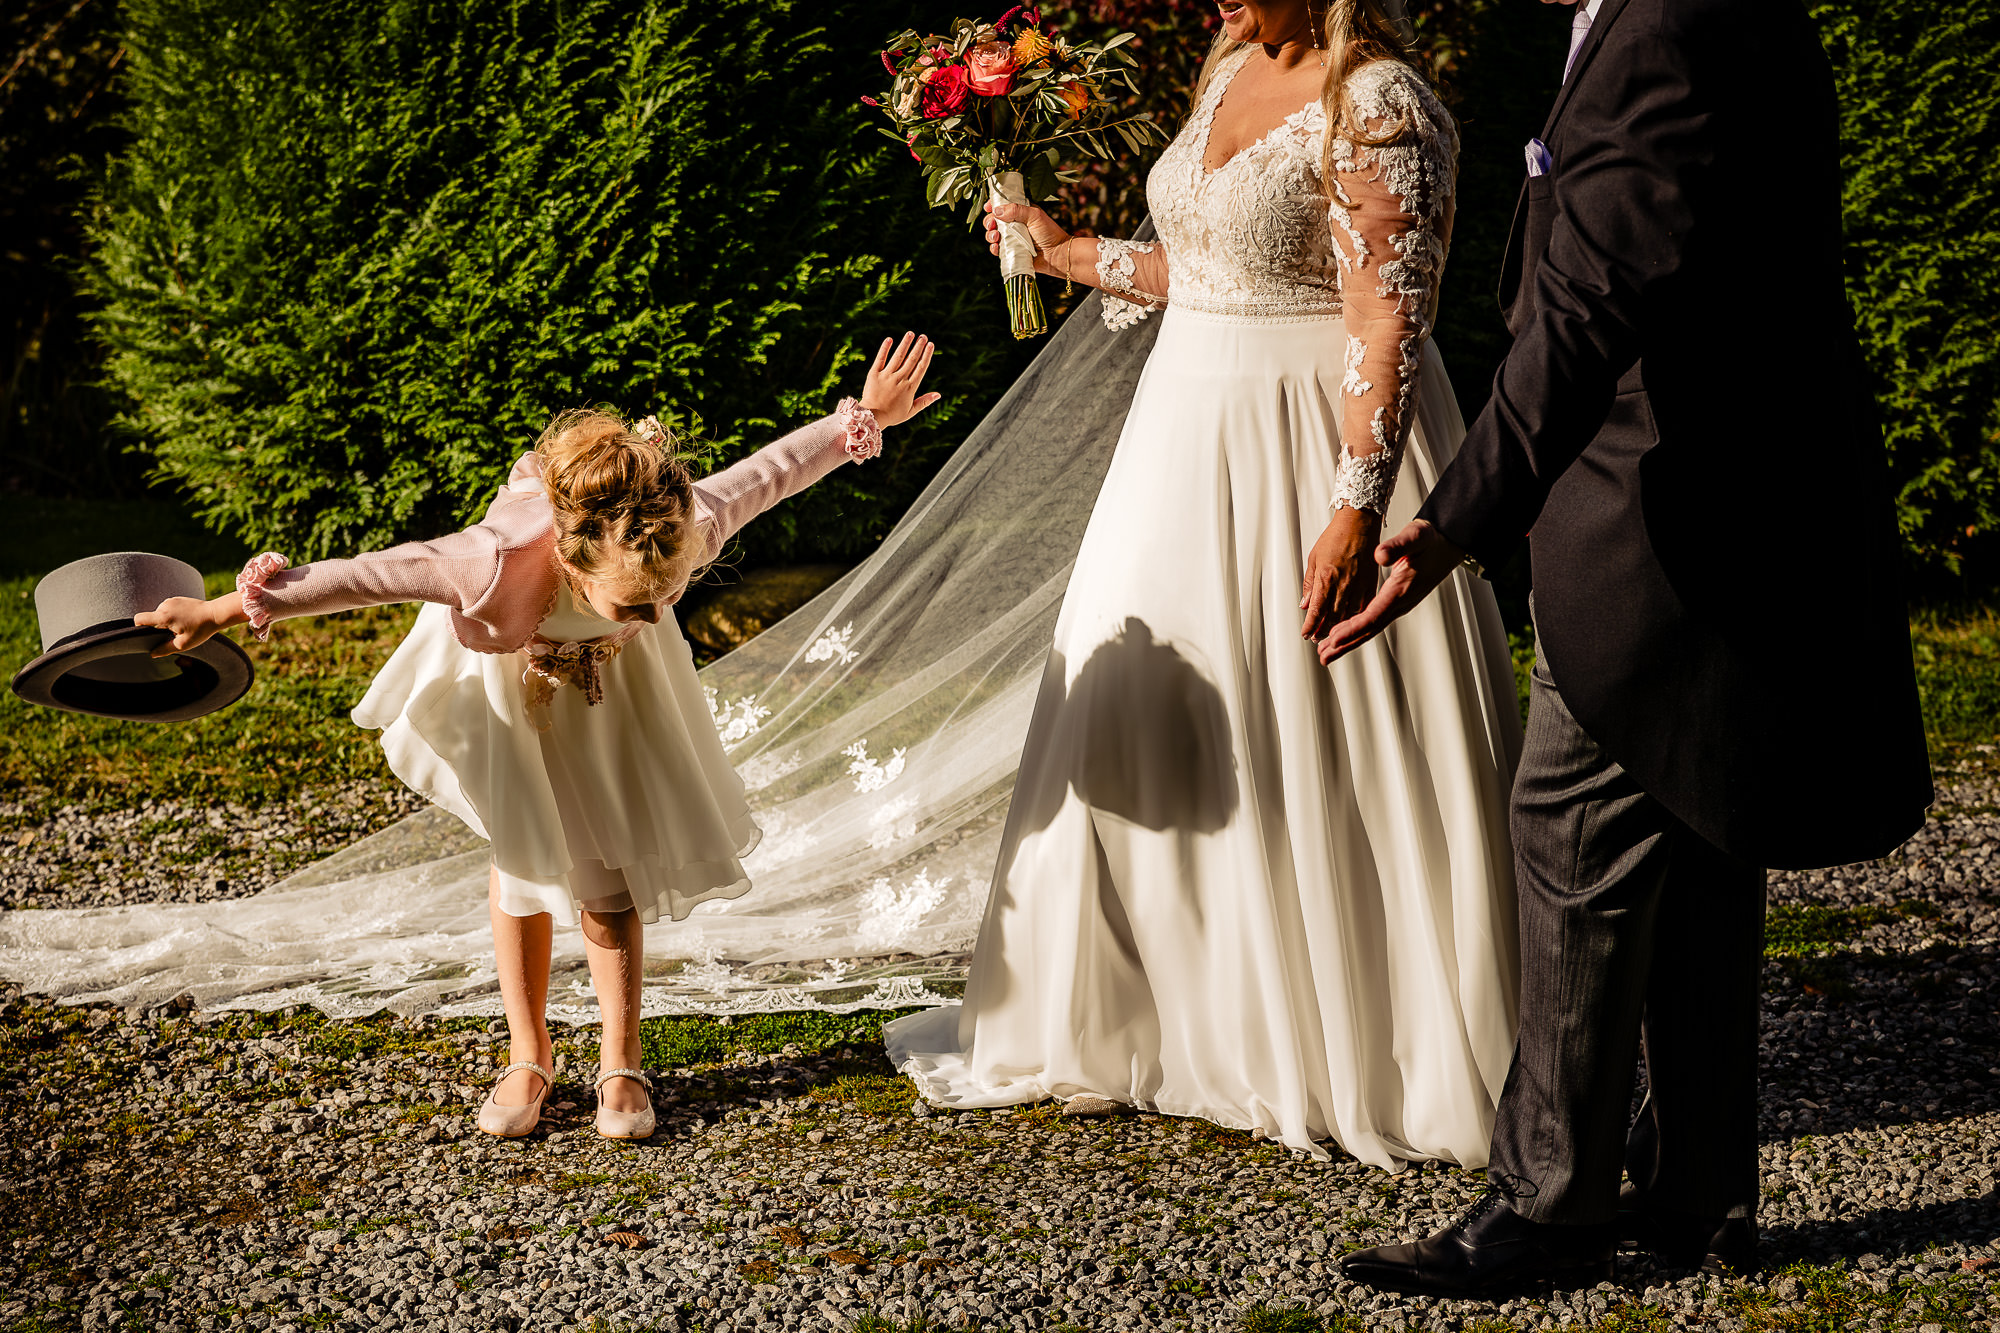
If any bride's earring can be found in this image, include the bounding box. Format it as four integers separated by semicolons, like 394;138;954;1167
1309;0;1327;67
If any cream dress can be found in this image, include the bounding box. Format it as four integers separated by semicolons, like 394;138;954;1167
354;576;760;927
885;53;1523;1168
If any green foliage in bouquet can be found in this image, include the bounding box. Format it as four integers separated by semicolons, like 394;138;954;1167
84;0;1028;564
1813;1;2000;580
871;10;1165;220
868;6;1169;339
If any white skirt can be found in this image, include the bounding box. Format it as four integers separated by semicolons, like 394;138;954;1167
353;605;760;927
885;307;1524;1168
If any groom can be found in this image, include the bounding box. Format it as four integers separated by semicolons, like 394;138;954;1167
1320;0;1933;1296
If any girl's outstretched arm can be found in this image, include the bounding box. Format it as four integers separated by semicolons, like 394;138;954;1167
137;501;538;651
694;333;941;557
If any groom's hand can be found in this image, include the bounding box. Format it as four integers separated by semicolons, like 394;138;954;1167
1317;520;1467;664
1300;507;1383;644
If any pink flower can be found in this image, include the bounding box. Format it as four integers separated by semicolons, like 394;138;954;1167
966;39;1018;96
919;64;971;117
881;48;900;74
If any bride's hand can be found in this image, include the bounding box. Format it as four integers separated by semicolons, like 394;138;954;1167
859;332;942;429
984;201;1071;277
1300;508;1384;644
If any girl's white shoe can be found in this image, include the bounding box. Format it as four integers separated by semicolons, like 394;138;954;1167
477;1061;552;1138
594;1067;656;1139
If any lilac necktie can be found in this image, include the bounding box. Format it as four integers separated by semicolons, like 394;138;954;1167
1563;4;1594;82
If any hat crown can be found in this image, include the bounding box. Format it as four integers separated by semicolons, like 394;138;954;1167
33;552;204;653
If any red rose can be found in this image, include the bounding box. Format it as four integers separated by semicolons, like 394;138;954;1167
920;64;971;117
966;39;1018;96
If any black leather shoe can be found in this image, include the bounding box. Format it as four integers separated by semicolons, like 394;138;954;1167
1340;1191;1615;1299
1616;1186;1757;1274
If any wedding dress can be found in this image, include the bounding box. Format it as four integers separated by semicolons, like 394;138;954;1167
883;50;1523;1168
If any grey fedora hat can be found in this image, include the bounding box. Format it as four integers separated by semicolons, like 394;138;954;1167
11;551;253;723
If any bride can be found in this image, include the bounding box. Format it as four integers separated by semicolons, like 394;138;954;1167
884;0;1522;1168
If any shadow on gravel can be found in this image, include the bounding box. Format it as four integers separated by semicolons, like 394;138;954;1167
1757;938;2000;1143
1762;1191;2000;1264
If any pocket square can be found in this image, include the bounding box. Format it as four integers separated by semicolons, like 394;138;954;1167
1525;137;1552;178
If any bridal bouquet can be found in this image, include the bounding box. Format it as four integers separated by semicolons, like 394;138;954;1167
866;7;1168;339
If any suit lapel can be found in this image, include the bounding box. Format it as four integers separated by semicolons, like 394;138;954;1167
1539;0;1636;140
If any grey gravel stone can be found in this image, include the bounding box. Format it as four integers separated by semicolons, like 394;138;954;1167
3;777;2000;1330
2;782;425;911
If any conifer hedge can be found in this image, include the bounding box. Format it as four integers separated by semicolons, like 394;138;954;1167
78;0;2000;581
85;0;1023;563
1815;2;2000;577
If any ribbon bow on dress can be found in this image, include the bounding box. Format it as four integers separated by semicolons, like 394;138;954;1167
522;625;644;730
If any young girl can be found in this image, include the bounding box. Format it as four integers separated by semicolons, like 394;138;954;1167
140;333;939;1139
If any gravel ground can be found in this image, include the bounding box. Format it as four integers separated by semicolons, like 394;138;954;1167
2;776;1998;1332
0;783;426;911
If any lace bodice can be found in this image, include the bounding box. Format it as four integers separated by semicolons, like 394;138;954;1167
1145;48;1345;318
1087;49;1458;515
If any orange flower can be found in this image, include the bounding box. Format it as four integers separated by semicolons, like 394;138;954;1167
1054;81;1090;119
966;39;1019;96
1012;28;1052;66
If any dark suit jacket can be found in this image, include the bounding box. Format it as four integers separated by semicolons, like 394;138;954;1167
1420;0;1932;869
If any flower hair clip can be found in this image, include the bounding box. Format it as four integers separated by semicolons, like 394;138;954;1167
632;415;671;449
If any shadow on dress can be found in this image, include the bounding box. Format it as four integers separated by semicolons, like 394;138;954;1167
1009;616;1239;844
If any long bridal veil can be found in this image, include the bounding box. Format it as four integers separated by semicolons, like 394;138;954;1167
0;283;1164;1020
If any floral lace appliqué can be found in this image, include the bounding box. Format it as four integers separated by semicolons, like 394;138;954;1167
844;739;907;794
1323;58;1459;517
805;622;860;666
1331;443;1402;516
1141;50;1345;320
1095;238;1164;331
705;686;772;749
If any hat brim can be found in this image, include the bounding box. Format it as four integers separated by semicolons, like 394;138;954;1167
11;621;254;723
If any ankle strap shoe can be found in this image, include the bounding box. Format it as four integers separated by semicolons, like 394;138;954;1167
594;1067;656;1140
476;1061;552;1139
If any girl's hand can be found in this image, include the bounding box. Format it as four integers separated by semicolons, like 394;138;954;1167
859;332;942;429
984;201;1072;278
135;592;246;658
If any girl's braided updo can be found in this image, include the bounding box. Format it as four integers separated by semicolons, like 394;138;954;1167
535;409;703;602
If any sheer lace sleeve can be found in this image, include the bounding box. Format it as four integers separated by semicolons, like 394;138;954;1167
1081;236;1173;331
1326;62;1457;516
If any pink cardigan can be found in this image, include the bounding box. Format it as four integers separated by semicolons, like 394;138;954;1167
240;414;856;653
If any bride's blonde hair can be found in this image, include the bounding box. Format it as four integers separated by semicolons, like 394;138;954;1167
1190;0;1433;186
535;409;705;600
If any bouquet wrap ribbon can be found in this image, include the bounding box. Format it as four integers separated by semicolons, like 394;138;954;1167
989;172;1038;283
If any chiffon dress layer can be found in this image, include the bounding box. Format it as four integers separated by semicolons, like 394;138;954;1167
886;52;1524;1169
354;581;759;927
